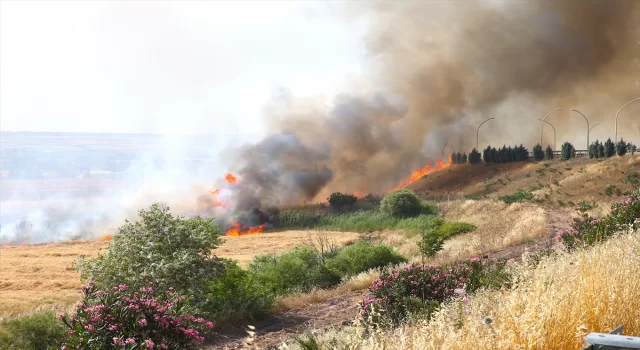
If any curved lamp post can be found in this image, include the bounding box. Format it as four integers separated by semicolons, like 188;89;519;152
572;109;590;150
590;123;600;133
537;119;556;151
616;98;640;142
541;108;562;147
476;117;495;150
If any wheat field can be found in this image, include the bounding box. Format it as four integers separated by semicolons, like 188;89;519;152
0;230;360;318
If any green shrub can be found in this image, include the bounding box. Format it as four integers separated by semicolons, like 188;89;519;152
556;191;640;250
328;192;358;211
249;248;341;294
545;145;554;160
616;139;628;156
418;220;475;259
204;259;276;325
499;189;534;204
532;144;544;161
74;204;224;316
326;241;407;278
358;258;510;330
0;311;65;350
61;282;213;349
380;189;423;218
561;142;575;160
436;222;477;239
604;138;616;158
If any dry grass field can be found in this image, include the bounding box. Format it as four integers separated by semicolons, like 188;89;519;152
320;230;640;350
0;231;361;318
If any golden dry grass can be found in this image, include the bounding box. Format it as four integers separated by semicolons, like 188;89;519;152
0;240;108;319
312;231;640;350
273;270;380;312
431;199;547;264
0;230;360;318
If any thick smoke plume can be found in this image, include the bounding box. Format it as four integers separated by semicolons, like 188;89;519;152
225;0;640;223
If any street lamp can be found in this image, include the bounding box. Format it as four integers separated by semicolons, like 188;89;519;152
541;108;562;147
615;98;640;142
572;109;590;150
537;119;556;151
589;123;599;133
476;117;495;150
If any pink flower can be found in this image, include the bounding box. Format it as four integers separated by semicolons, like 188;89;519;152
138;318;148;327
108;324;118;331
125;338;136;345
144;339;155;349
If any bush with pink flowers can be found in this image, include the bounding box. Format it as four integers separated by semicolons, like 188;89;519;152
60;281;214;349
358;257;509;330
556;190;640;250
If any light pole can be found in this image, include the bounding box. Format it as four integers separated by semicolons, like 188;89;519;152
541;108;562;147
476;117;495;150
537;119;556;151
572;109;590;150
616;98;640;142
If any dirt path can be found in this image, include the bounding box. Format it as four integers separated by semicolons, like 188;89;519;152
208;291;364;349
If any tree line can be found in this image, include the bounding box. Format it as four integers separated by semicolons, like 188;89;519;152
452;138;636;165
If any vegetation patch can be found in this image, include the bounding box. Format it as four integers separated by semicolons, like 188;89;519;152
555;189;640;250
358;257;509;331
0;311;65;350
326;241;407;278
499;189;534;204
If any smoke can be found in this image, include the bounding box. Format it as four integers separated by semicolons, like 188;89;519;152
3;1;639;240
224;0;640;220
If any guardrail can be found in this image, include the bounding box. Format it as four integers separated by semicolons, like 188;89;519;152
582;325;640;350
527;149;589;159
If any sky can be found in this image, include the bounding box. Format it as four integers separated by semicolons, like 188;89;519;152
0;1;368;140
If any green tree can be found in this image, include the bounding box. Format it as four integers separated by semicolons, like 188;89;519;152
561;142;575;160
588;141;599;159
545;145;554;160
74;204;224;315
598;142;606;158
328;192;357;211
616;139;628;156
380;189;423;218
532;144;545;161
483;146;493;163
468;148;482;164
604;138;616;158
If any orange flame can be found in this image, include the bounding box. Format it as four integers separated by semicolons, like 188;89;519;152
225;173;239;184
102;235;112;241
226;222;265;236
390;156;451;191
209;188;230;208
353;191;362;199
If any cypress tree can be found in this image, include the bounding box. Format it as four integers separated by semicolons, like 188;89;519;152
604;138;616;158
545;145;554;160
533;144;545;161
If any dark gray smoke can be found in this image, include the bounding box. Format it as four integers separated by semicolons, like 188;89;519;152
223;0;640;222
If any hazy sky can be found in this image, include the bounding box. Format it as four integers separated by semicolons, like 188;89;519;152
0;1;367;138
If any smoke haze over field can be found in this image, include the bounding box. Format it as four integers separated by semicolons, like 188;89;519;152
1;1;639;241
225;0;640;220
